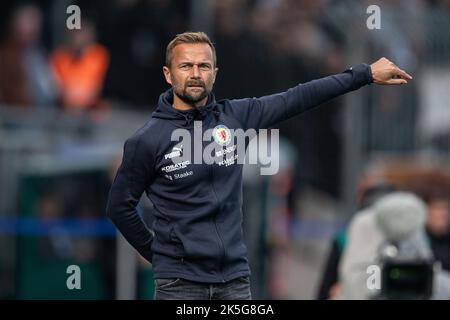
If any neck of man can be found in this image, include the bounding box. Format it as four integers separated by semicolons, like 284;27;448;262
172;93;208;111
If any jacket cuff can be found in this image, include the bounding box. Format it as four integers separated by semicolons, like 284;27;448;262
352;63;373;85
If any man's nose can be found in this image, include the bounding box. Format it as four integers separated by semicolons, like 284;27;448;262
190;65;200;78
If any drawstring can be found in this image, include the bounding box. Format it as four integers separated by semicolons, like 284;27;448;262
183;113;195;126
182;107;219;126
198;108;207;119
212;110;220;123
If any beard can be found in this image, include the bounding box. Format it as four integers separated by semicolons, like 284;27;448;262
173;80;211;105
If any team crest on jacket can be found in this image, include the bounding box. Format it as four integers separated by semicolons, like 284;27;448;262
213;125;232;146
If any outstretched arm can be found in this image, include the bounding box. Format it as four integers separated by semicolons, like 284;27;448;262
228;57;411;130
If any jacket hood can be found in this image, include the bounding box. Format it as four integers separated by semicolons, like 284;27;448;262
152;88;219;127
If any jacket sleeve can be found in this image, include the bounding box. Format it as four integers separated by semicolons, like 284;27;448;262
106;133;155;263
228;63;373;130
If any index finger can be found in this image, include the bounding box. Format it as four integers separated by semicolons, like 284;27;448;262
394;68;413;80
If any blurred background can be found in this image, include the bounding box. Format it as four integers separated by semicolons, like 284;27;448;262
0;0;450;299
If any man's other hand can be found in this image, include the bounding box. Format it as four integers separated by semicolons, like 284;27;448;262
370;57;413;85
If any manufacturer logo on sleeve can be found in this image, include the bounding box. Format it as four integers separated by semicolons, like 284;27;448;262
164;145;183;159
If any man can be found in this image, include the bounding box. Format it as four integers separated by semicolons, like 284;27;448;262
106;32;412;300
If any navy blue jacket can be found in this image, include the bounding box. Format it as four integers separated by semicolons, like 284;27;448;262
106;64;373;283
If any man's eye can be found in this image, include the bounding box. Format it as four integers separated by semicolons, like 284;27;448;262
200;65;211;70
180;65;191;70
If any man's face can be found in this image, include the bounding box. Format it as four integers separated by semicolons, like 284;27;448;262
427;199;450;236
163;43;218;106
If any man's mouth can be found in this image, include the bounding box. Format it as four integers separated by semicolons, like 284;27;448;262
187;86;205;93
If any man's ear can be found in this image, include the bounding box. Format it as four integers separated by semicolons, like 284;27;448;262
213;67;219;83
163;66;172;85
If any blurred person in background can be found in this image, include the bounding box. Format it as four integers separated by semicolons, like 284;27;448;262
0;3;56;107
424;193;450;271
316;182;397;300
384;166;450;273
50;19;110;115
337;191;450;299
107;30;412;300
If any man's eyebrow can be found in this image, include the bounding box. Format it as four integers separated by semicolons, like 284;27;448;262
178;61;212;65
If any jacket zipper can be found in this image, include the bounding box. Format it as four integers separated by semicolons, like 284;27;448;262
209;163;226;282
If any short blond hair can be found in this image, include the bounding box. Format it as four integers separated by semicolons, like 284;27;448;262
165;31;216;67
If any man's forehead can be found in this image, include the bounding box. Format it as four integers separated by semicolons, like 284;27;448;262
172;43;214;62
